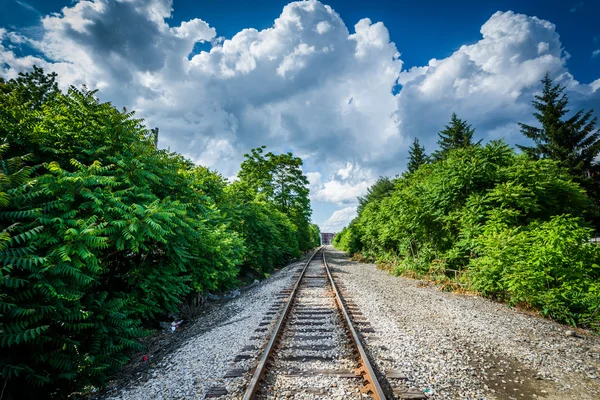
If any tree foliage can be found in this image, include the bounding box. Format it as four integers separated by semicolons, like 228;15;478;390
309;223;321;247
432;113;475;161
517;73;600;219
357;176;394;215
238;146;316;253
518;73;600;177
336;75;600;331
0;68;318;398
406;138;429;174
335;141;600;330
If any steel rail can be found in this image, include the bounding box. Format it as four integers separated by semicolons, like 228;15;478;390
323;248;387;400
242;246;322;400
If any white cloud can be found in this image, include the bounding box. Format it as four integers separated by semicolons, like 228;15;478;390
1;0;402;181
15;0;39;14
593;49;600;58
308;162;376;205
306;171;322;189
351;18;390;58
321;206;357;232
313;179;371;204
537;41;549;54
1;2;599;233
276;43;316;77
335;162;374;181
394;10;599;158
316;21;331;34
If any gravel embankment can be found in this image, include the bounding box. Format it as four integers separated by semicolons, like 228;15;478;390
104;255;311;400
326;246;600;400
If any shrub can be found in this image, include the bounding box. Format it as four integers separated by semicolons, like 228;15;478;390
338;141;600;330
0;68;315;398
469;215;600;327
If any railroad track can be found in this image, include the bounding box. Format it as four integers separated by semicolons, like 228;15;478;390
241;246;387;399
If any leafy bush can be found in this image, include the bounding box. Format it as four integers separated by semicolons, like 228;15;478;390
309;223;321;249
0;87;242;397
334;141;600;329
227;183;301;277
0;68;318;398
333;223;362;255
469;215;600;327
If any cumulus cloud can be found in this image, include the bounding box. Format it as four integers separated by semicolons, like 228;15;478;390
395;10;600;159
313;179;371;204
316;21;331;34
2;0;401;179
1;1;599;231
308;162;376;205
321;206;357;232
1;0;217;106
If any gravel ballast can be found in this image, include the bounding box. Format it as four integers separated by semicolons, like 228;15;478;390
104;255;311;400
257;249;363;399
326;246;600;400
103;247;600;399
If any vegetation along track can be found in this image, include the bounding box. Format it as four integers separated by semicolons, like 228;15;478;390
240;246;389;399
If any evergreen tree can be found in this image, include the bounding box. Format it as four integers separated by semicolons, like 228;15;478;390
407;138;429;173
517;72;600;180
433;113;475;160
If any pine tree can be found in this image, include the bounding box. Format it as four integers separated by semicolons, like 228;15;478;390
433;113;475;160
518;72;600;179
407;138;429;173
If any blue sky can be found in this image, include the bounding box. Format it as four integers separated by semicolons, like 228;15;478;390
5;0;599;83
2;0;599;231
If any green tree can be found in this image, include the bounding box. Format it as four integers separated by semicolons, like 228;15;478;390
357;176;394;215
407;138;429;173
226;181;299;277
0;69;245;398
309;223;321;247
433;113;475;160
0;65;59;109
239;147;310;216
332;224;363;255
0;66;61;162
336;141;599;329
518;72;600;190
238;146;314;251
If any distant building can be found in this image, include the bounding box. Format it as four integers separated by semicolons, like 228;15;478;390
321;232;336;245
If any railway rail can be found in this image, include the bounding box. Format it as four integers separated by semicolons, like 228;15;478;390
242;246;387;399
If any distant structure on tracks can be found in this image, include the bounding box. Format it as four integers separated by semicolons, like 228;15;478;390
320;232;335;245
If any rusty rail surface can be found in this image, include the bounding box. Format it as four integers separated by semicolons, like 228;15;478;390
241;246;387;399
322;248;386;400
